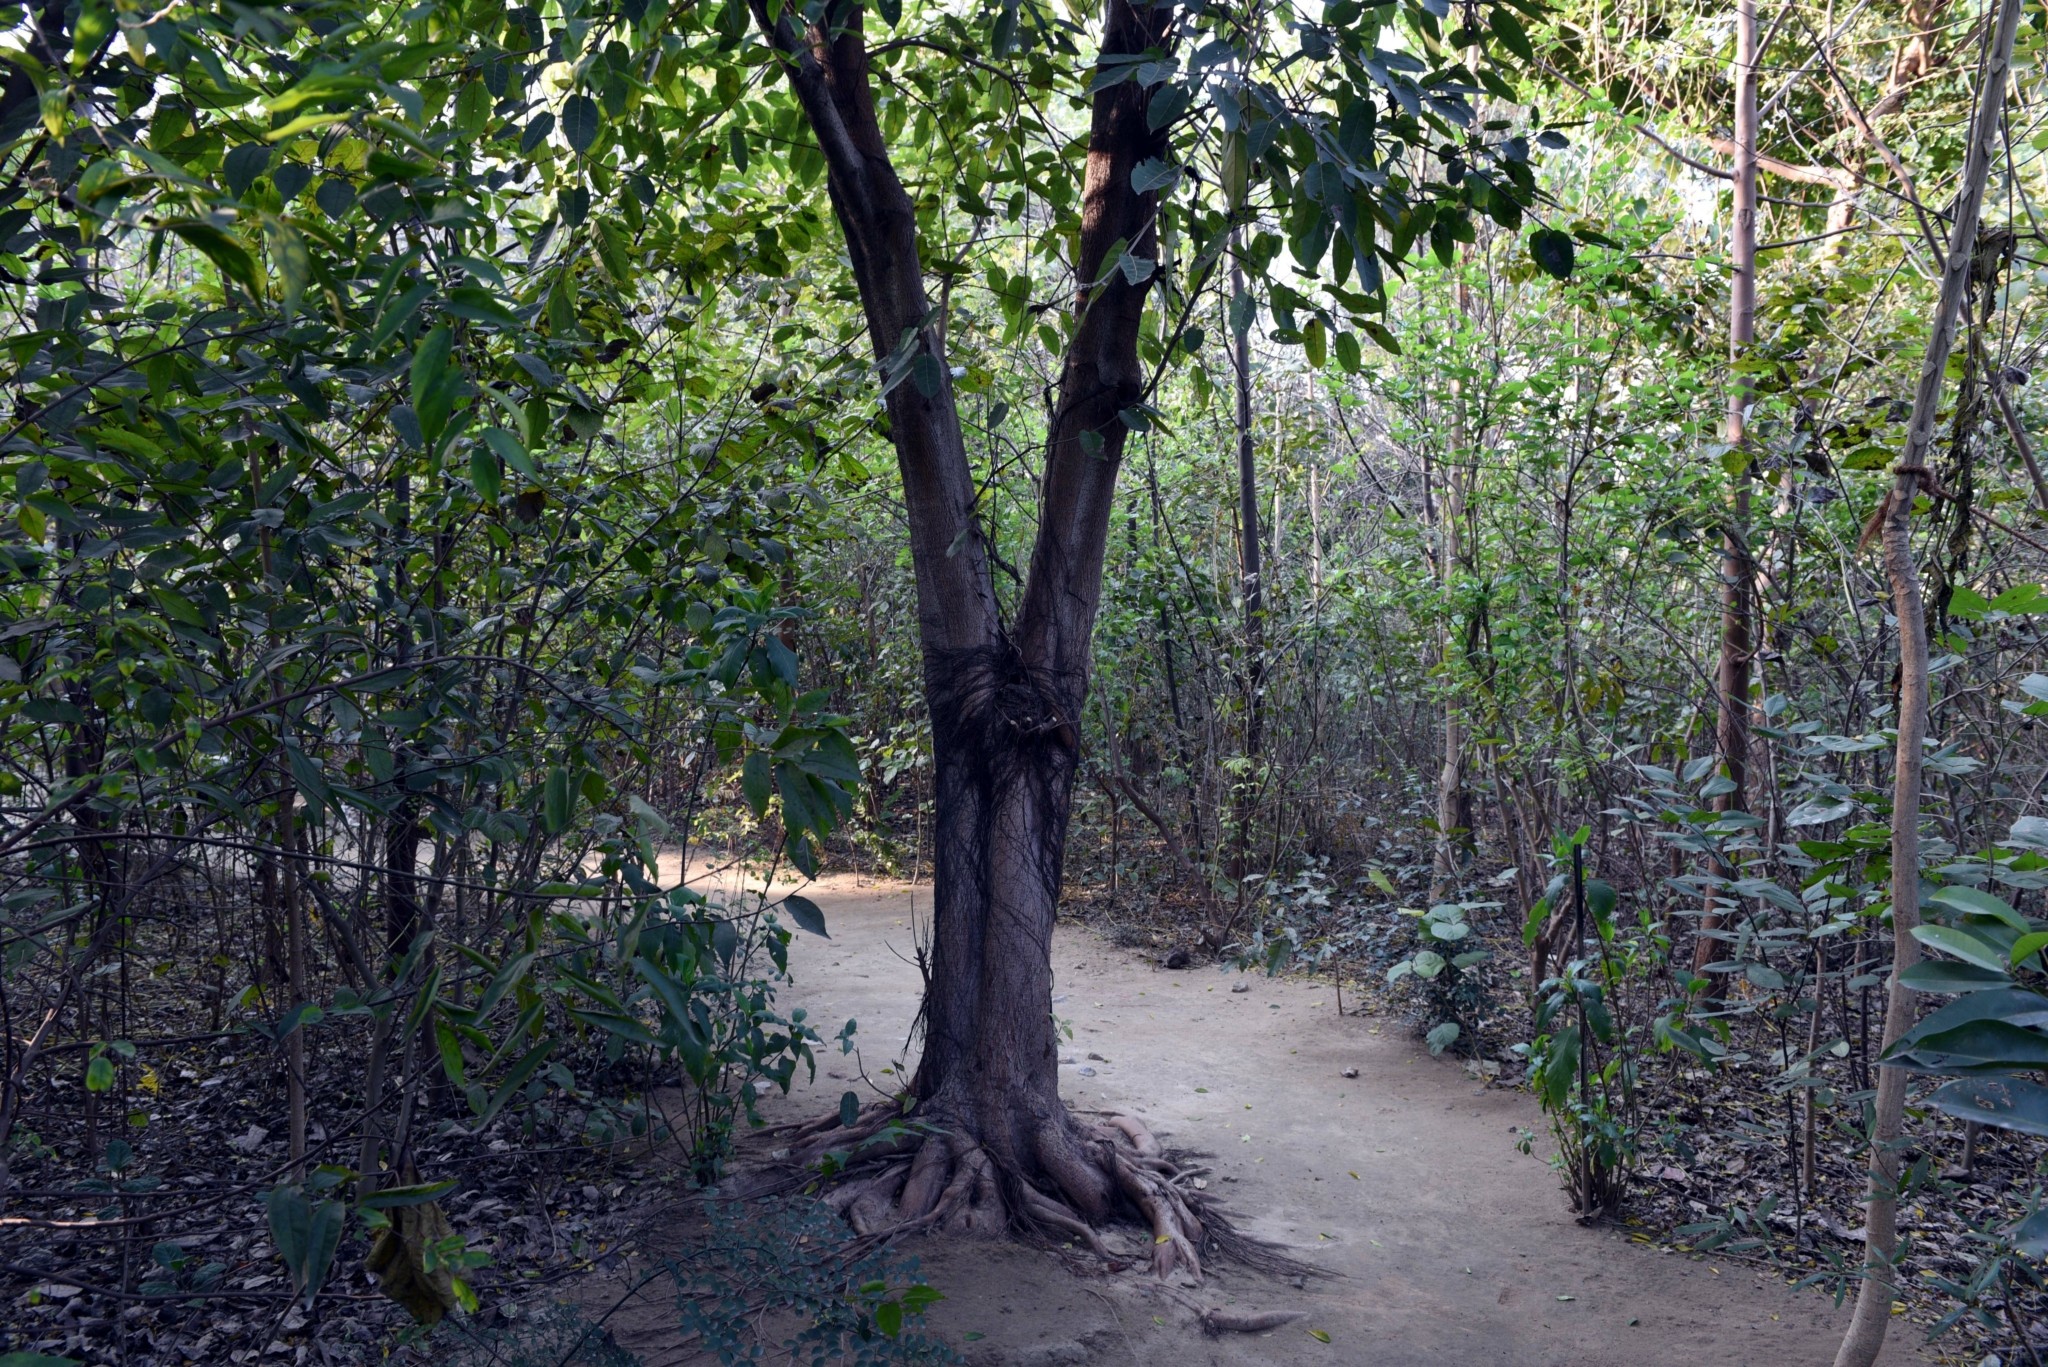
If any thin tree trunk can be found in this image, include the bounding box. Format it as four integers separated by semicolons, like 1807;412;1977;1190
1697;0;1758;973
1432;271;1477;902
1229;249;1264;882
1834;4;2021;1361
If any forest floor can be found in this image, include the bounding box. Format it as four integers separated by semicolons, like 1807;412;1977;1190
574;867;1930;1367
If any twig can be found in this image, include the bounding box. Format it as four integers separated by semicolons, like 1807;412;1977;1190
1989;373;2048;514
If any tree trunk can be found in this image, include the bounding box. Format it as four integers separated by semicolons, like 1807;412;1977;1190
1431;270;1477;902
1833;3;2021;1362
1431;457;1476;902
1696;0;1757;974
754;0;1223;1268
1229;250;1265;883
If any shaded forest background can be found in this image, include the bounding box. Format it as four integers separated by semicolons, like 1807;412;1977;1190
2;0;2047;1361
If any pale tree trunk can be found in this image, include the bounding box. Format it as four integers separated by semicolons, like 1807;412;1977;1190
1431;272;1477;902
1834;2;2022;1361
1430;458;1475;901
1696;0;1757;974
751;0;1228;1268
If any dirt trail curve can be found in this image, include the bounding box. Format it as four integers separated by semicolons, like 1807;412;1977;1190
631;867;1926;1367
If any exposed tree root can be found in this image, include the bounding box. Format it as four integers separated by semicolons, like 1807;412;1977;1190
1143;1282;1308;1337
763;1100;1313;1284
1201;1308;1306;1336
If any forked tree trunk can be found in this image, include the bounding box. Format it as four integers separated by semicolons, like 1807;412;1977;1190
1834;3;2021;1362
752;0;1212;1252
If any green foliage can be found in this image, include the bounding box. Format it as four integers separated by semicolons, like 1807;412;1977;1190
668;1197;958;1366
1387;900;1493;1056
1516;834;1640;1216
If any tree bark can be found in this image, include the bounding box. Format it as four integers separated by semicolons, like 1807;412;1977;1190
1431;271;1477;902
1696;0;1757;974
754;0;1193;1247
1228;250;1264;882
1833;2;2022;1362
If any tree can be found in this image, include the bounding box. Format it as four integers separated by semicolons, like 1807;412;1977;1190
1834;1;2025;1360
1695;0;1757;974
747;0;1557;1259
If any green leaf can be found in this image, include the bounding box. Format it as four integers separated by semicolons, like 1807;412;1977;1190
839;1090;861;1128
562;95;600;155
782;893;829;938
1584;879;1617;925
1230;289;1255;338
1895;1019;2048;1070
1333;329;1362;373
1930;1076;2048;1138
1488;7;1536;61
261;215;312;317
741;751;773;819
1541;1025;1580;1108
1989;583;2047;613
2012;1205;2048;1258
1900;959;2012;993
85;1056;115;1091
482;426;538;478
1360;319;1403;355
263;1186;341;1298
2012;930;2048;967
361;1179;458;1210
542;766;574;835
1912;924;2015;974
1928;884;2030;930
1130;158;1181;194
166;220;260;293
435;1019;469;1087
411;325;457;447
469;1040;555;1133
69;0;111;70
1528;227;1575;281
222;142;272;198
470;443;502;504
473;951;536;1021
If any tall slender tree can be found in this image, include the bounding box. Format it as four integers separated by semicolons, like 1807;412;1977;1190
1834;2;2024;1359
1696;0;1758;973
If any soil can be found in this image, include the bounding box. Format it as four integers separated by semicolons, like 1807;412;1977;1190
599;867;1932;1367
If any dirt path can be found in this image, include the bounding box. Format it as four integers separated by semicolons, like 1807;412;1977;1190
626;869;1927;1366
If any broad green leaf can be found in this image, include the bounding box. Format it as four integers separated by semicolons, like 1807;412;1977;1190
361;1179;458;1210
1913;924;2015;975
470;443;502;504
1528;227;1574;281
782;893;829;938
542;766;574;835
562;95;599;154
1928;884;2029;930
165;220;260;292
1900;960;2012;993
1489;8;1535;61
